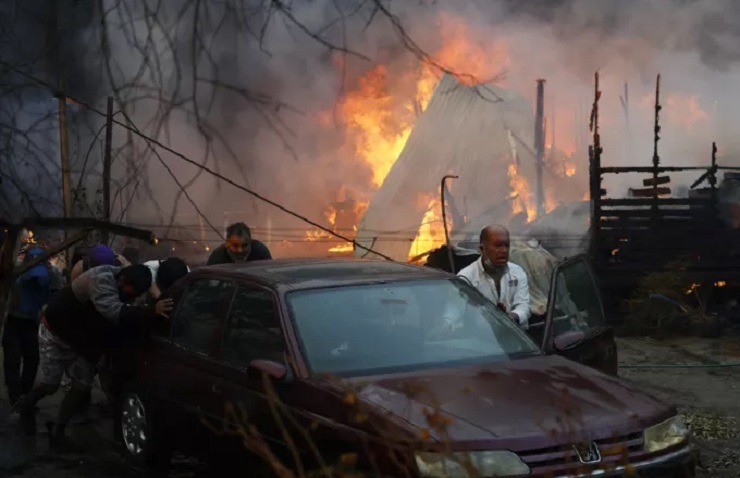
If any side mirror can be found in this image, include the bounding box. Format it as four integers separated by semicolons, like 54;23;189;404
553;330;585;352
248;359;293;384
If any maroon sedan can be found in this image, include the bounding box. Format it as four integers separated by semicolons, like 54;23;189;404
113;258;694;477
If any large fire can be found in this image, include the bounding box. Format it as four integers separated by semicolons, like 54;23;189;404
308;12;579;259
408;195;450;262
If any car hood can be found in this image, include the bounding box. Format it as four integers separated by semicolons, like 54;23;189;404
345;355;673;450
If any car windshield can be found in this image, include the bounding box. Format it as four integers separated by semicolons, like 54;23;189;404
286;278;540;377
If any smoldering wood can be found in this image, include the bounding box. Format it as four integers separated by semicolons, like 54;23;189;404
587;72;740;323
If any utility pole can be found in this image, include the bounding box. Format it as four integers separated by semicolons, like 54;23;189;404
102;96;113;244
534;79;546;219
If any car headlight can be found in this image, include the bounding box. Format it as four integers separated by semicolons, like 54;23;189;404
644;415;689;453
415;451;530;478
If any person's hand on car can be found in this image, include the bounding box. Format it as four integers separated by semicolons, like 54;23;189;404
155;298;174;318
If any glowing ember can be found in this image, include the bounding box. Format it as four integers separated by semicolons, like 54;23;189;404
305;229;332;241
329;243;354;253
715;281;727;288
565;162;576;177
685;283;701;295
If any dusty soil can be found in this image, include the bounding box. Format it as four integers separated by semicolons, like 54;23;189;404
2;336;740;477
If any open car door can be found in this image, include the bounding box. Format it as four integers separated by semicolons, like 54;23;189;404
542;254;618;375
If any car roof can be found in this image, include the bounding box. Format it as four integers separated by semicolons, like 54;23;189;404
195;257;452;290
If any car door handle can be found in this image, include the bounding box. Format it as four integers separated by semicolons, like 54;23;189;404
211;383;222;395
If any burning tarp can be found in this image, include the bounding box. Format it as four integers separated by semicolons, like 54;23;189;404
353;73;536;261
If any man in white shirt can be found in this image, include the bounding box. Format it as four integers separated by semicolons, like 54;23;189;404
457;225;531;329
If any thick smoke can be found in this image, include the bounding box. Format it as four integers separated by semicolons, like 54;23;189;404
2;0;739;255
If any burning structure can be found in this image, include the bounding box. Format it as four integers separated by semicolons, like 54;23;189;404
351;72;584;262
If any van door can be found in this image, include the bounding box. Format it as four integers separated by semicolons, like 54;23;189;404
542;255;618;375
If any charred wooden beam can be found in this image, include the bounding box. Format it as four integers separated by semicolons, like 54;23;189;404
652;74;662;199
599;209;711;218
629;187;671;197
601;165;740;173
602;198;712;206
589;71;603;258
643;176;670;187
535;79;546;218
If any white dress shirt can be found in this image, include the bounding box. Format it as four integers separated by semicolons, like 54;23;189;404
457;258;531;329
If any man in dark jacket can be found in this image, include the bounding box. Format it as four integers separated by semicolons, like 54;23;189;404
206;222;271;265
15;264;153;447
2;247;58;405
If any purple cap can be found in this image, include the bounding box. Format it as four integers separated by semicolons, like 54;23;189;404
88;244;118;268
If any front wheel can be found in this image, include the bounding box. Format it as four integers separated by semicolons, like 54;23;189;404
119;387;171;468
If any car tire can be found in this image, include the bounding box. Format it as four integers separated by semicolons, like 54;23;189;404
119;386;171;469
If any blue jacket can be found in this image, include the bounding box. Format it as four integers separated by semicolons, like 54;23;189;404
12;247;52;321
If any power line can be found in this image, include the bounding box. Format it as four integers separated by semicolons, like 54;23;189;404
1;61;394;261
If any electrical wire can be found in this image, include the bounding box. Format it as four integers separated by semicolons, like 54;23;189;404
0;61;394;260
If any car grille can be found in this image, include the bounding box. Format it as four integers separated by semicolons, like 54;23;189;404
519;432;645;475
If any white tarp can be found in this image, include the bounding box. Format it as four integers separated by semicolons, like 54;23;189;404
354;73;537;261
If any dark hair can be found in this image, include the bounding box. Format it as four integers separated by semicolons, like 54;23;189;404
156;257;189;292
226;222;251;239
118;264;153;295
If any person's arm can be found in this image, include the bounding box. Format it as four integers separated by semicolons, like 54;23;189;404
509;270;531;329
206;246;224;265
70;260;85;282
88;274;125;323
116;254;131;267
250;240;272;260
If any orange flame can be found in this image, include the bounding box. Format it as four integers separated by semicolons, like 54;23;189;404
338;65;414;188
329;243;354;253
323;13;509;258
408;194;450;260
507;163;536;222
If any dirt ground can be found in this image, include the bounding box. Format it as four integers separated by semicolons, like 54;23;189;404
617;336;740;478
2;336;740;477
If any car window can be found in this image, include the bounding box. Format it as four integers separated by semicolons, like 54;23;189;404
287;279;540;377
223;287;284;367
171;278;235;355
550;258;606;337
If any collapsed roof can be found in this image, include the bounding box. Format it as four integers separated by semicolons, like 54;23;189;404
354;73;537;261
